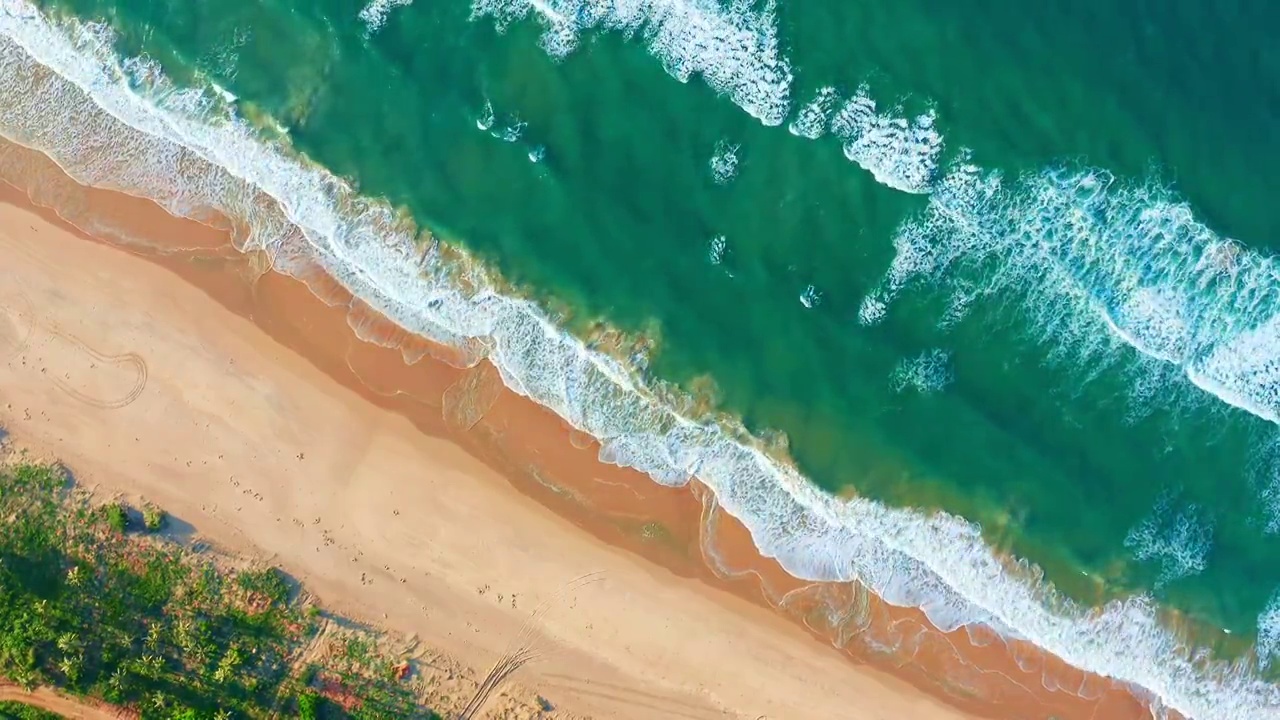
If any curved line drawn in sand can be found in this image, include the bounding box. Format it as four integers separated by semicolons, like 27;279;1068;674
0;287;35;362
45;327;149;410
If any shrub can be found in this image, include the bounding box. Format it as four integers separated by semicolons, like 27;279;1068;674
104;503;129;533
142;504;166;533
298;691;321;720
1;461;443;720
0;700;64;720
236;567;291;606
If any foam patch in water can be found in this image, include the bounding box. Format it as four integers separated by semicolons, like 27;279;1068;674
707;234;727;265
709;139;740;183
891;349;952;394
476;98;495;130
359;0;413;36
1123;492;1213;588
799;283;821;308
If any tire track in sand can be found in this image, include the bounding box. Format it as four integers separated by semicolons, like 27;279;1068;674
1;278;148;411
43;326;149;410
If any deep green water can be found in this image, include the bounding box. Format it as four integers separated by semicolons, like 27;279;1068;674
31;0;1280;653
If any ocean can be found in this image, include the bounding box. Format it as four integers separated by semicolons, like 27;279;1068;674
1;0;1279;716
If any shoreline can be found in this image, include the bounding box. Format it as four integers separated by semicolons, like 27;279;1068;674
0;133;1154;718
0;10;1268;715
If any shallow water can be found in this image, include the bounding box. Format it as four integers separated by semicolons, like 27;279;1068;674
6;0;1280;715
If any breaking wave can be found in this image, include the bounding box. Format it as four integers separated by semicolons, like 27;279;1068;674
0;2;1277;718
828;84;942;193
469;0;792;126
467;0;943;193
358;0;413;36
862;159;1280;431
788;85;837;139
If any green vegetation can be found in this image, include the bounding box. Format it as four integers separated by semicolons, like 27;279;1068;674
142;505;167;534
101;503;128;534
297;691;320;720
0;700;64;719
0;462;440;720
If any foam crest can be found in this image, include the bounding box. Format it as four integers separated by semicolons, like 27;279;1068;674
787;86;837;139
831;85;943;193
469;0;792;126
1;4;1278;717
867;156;1280;430
468;1;950;196
359;0;413;36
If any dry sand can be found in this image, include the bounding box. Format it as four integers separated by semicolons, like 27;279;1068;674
0;139;1156;720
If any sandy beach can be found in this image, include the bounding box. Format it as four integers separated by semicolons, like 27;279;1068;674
0;137;1156;719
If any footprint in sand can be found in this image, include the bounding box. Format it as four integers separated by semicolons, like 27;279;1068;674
33;326;148;410
0;287;35;362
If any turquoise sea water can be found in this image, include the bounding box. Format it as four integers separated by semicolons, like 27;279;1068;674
4;0;1280;715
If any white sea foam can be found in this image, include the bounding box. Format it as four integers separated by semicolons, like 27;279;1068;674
869;158;1280;431
1260;591;1280;670
707;234;727;265
1124;492;1214;588
939;280;979;330
799;283;821;308
476;99;495;130
1;4;1279;718
493;118;525;142
891;349;952;395
787;85;837;139
359;0;413;36
857;293;886;326
709;139;739;184
1255;440;1280;535
470;0;793;127
831;85;943;194
469;0;948;196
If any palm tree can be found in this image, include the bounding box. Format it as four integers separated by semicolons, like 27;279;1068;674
146;623;164;651
55;631;79;654
110;666;128;685
56;655;81;683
